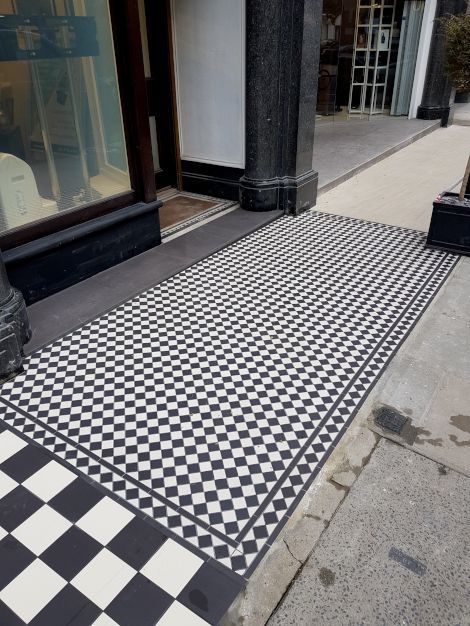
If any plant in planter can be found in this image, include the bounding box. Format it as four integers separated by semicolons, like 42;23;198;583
426;12;470;254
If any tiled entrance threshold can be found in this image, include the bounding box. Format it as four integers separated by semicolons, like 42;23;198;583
0;211;457;624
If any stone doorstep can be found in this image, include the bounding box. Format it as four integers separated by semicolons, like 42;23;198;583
221;403;381;626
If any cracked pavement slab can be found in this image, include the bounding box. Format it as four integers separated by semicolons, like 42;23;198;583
269;438;470;626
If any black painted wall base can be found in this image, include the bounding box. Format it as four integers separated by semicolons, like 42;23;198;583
181;161;244;201
240;170;318;214
4;201;161;305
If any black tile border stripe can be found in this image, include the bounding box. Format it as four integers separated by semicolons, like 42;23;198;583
0;397;238;549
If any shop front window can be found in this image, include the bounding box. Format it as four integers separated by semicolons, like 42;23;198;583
0;0;130;234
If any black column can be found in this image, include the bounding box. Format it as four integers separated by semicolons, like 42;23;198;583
417;0;466;124
240;0;321;214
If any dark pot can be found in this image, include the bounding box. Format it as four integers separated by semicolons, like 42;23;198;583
426;191;470;255
454;92;470;104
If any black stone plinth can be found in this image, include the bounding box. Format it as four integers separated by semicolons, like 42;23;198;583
0;253;31;382
241;0;321;215
417;0;466;124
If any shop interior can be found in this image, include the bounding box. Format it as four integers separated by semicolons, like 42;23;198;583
0;0;131;234
316;0;425;121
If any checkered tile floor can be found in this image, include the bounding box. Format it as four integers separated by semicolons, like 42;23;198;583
0;212;457;594
0;423;240;625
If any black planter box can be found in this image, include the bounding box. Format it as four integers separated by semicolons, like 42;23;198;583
426;191;470;255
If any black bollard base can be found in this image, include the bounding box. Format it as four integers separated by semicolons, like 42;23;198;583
0;254;31;382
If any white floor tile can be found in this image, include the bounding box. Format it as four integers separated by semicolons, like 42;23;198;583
12;505;72;555
0;559;66;623
0;525;7;541
23;460;76;501
71;548;135;610
141;539;204;597
0;431;27;464
76;496;134;545
0;470;17;499
159;601;209;625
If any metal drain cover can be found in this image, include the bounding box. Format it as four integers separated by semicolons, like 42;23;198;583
374;406;407;434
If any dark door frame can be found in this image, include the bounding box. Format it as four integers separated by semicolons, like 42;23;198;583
0;0;157;250
144;0;180;190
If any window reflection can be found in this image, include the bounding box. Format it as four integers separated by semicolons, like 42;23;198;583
0;0;130;233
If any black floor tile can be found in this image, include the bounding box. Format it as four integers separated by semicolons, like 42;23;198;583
105;574;173;626
49;478;103;523
107;517;166;570
0;535;35;589
0;599;24;626
0;486;43;532
41;526;102;581
178;562;242;625
0;444;50;483
30;584;100;626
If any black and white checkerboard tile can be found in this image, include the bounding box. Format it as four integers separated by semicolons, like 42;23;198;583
0;422;241;625
0;211;457;580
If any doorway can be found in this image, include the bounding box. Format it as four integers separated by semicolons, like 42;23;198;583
138;0;178;190
137;0;236;236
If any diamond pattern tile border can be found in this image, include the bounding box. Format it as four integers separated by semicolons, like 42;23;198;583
0;211;457;576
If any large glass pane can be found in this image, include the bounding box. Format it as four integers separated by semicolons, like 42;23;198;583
0;0;130;233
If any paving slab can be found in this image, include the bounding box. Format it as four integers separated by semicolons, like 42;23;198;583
314;117;438;191
316;125;470;231
454;102;470;126
269;438;470;626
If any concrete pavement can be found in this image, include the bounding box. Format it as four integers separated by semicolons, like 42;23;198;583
316;125;470;231
269;438;470;626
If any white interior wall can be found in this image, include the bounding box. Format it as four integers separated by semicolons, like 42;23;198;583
408;0;437;119
171;0;245;168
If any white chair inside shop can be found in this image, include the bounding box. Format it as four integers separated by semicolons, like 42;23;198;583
0;153;57;229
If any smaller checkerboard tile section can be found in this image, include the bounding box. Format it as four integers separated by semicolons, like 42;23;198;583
0;424;242;625
0;212;458;578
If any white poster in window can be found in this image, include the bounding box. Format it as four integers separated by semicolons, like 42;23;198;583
30;65;79;156
378;29;390;51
